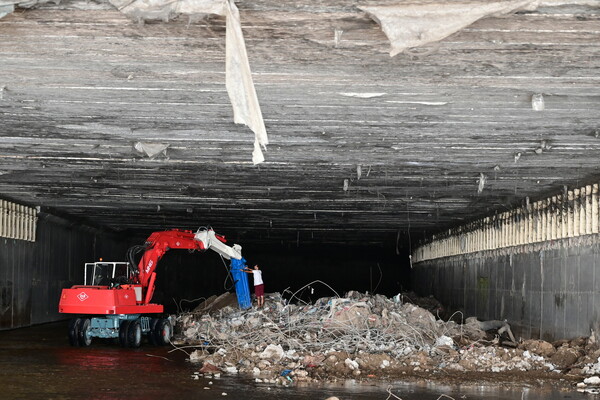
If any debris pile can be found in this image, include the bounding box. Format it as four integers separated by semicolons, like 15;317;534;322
173;291;599;386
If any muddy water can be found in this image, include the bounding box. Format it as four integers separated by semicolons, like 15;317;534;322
0;322;589;399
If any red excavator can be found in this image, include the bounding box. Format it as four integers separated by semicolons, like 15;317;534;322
58;227;248;347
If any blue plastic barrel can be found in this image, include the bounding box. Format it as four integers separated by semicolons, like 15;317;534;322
230;258;252;309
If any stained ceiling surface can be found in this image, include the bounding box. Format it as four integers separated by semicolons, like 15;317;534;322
0;0;599;246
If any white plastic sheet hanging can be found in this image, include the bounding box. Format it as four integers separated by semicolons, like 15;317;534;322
224;0;268;164
358;0;584;57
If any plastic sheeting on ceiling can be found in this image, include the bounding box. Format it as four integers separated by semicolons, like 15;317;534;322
359;0;598;56
108;0;268;164
0;0;268;164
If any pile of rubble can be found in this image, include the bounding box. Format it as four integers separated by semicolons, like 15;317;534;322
172;291;600;388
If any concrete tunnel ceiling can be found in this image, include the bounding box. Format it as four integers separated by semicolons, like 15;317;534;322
0;0;599;247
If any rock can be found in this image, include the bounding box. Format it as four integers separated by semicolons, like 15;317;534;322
584;376;600;386
571;368;584;375
189;350;203;362
294;369;309;377
414;351;432;366
550;347;580;369
199;362;222;374
458;358;476;370
519;339;556;357
302;354;325;367
345;358;359;370
216;348;227;356
446;363;465;372
435;335;455;348
325;300;371;330
260;344;284;361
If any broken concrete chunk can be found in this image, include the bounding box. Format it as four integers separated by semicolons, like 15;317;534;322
189;350;203;362
344;358;359;370
584;376;600;386
259;344;284;361
435;335;455;348
199;362;222;374
519;339;556;357
551;346;580;369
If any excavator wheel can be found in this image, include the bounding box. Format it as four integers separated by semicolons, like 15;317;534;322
118;320;131;347
153;318;172;346
68;318;81;347
148;318;159;346
127;319;142;348
78;318;93;347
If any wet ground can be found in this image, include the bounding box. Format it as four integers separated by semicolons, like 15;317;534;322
0;322;593;400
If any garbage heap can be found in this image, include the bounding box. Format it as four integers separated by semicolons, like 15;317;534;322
174;291;598;385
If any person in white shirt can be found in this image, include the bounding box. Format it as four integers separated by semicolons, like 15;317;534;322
243;265;265;307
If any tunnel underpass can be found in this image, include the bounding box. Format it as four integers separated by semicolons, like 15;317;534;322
1;0;600;397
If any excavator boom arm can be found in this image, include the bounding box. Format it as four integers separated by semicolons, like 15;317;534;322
136;228;241;303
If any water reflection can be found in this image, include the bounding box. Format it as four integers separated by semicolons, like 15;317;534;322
0;323;590;400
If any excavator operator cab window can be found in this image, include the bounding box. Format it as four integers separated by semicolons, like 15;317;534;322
84;262;133;286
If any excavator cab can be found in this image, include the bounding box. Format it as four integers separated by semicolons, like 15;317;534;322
84;262;134;287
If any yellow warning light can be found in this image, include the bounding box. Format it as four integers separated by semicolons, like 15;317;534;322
99;257;103;261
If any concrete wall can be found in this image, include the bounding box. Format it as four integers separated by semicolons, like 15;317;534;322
412;238;600;341
0;213;127;330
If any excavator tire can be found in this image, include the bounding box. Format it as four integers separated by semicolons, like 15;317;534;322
127;319;142;348
118;320;131;347
153;318;172;346
148;318;159;346
68;318;81;347
78;318;92;347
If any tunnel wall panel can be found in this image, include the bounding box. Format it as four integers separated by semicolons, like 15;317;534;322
0;214;127;330
413;239;600;341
